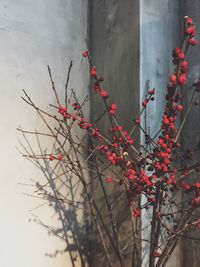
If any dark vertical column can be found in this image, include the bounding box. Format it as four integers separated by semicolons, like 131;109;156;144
89;1;140;266
90;0;140;131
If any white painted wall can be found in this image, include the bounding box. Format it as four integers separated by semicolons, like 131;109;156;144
0;1;89;267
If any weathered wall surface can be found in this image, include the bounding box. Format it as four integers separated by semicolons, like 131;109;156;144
140;1;200;267
140;1;181;266
180;2;200;267
90;0;200;266
90;1;140;266
1;1;199;267
90;0;140;131
0;1;89;267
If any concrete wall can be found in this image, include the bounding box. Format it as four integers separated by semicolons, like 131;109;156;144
140;1;200;267
90;0;140;132
180;2;200;267
90;0;200;266
140;1;181;266
0;1;89;267
1;1;199;266
90;1;140;266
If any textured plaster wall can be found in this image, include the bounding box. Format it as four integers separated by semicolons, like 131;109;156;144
90;1;140;266
90;0;140;132
140;1;200;267
140;1;181;266
90;0;200;266
0;1;89;267
181;2;200;267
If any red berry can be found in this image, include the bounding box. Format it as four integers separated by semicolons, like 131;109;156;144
109;109;116;115
163;118;170;125
181;60;188;68
178;52;185;60
110;103;117;110
106;177;113;183
93;84;100;92
142;99;148;107
172;58;179;65
147;89;155;95
178;74;186;86
172;47;181;57
188;38;198;46
134;118;140;125
195;183;200;189
49;155;54;161
58;154;63;161
185;26;194;35
82;50;89;57
101;90;108;98
169;117;175;122
117;125;122;131
170;74;177;83
167;179;173;185
187;17;193;24
112;143;118;148
193;197;199;204
176;104;183;111
58;106;67;114
166;148;172;153
90;67;97;77
157;138;163;145
133;208;140;217
184;184;190;190
169;123;175;130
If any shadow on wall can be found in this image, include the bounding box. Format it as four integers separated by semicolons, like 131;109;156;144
18;127;91;267
17;80;139;267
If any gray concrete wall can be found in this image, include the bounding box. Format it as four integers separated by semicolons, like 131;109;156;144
180;2;200;267
140;1;200;267
0;1;89;267
140;1;181;266
90;1;140;266
2;1;199;266
90;0;140;132
89;1;200;266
